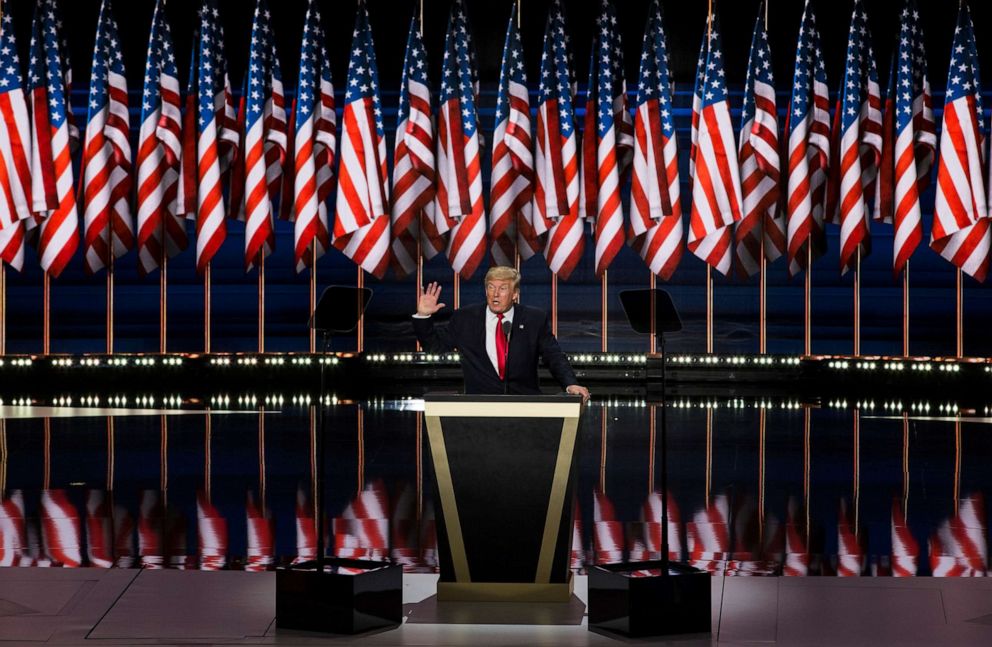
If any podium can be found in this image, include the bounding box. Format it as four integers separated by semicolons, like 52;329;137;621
423;394;583;602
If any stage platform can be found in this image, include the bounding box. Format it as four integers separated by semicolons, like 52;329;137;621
1;351;989;402
1;568;990;645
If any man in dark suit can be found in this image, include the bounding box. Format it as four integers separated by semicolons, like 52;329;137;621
413;266;590;400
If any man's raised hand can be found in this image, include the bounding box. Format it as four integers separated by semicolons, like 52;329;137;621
417;282;446;316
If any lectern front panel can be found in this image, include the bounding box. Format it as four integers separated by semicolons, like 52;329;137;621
424;395;582;602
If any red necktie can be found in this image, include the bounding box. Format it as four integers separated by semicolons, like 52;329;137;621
495;313;507;380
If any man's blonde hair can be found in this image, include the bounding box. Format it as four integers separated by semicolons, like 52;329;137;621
484;265;520;291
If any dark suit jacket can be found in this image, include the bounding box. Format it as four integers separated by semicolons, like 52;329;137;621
412;303;578;395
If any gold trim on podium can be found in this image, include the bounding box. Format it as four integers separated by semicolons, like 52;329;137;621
424;397;583;602
424;414;471;582
535;416;579;583
437;576;573;602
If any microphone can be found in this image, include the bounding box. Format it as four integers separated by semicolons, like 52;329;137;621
502;319;513;394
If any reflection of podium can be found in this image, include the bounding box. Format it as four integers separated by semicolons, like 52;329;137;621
424;394;584;602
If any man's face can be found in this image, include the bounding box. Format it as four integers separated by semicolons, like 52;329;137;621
485;279;518;314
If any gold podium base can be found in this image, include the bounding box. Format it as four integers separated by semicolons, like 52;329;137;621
437;575;574;603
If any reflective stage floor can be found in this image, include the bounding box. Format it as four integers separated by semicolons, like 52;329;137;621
1;397;991;644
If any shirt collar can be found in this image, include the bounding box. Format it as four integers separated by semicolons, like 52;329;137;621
487;305;514;322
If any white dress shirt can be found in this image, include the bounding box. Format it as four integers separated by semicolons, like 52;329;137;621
485;306;514;375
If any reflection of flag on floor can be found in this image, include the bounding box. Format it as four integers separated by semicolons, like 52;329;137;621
85;490;114;568
784;496;810;576
929;493;988;576
390;482;419;567
687;494;729;573
593;489;624;564
421;498;437;569
138;489;164;568
293;485;317;564
836;498;865;576
196;491;227;570
41;489;82;567
333;479;389;560
0;490;31;566
891;498;919;576
245;491;274;572
628;490;681;562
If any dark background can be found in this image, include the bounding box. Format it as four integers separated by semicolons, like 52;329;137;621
2;0;991;356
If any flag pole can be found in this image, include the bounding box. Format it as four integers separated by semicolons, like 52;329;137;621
853;407;860;534
160;244;168;354
309;246;317;353
453;272;460;310
204;265;212;353
953;418;961;508
804;239;812;355
853;248;861;356
599;407;608;494
43;417;50;490
955;269;963;358
803;405;811;546
902;261;909;357
551;272;558;336
704;407;713;502
649;273;657;354
160;415;169;505
758;406;766;532
257;253;265;353
106;416;115;491
601;270;608;352
706;266;713;353
759;243;767;354
901;411;909;517
43;271;50;355
648;404;656;493
357;405;365;492
357;268;365;352
204;411;212;501
258;406;266;507
106;255;114;354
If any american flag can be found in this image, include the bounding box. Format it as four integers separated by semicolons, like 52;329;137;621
80;0;132;276
291;0;334;274
0;7;30;272
193;0;234;274
434;0;486;279
687;11;742;276
630;0;682;281
534;0;583;280
890;0;935;276
0;7;32;237
242;0;286;271
582;0;632;277
490;2;535;267
29;0;78;278
390;15;436;277
833;0;881;276
875;52;896;225
785;0;830;277
332;0;391;279
196;0;233;274
135;0;185;277
931;2;988;281
735;4;782;278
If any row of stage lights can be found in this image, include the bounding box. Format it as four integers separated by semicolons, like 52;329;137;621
0;352;986;371
0;395;980;416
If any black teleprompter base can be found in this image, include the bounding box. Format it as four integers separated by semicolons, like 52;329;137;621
587;560;711;638
275;558;403;635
